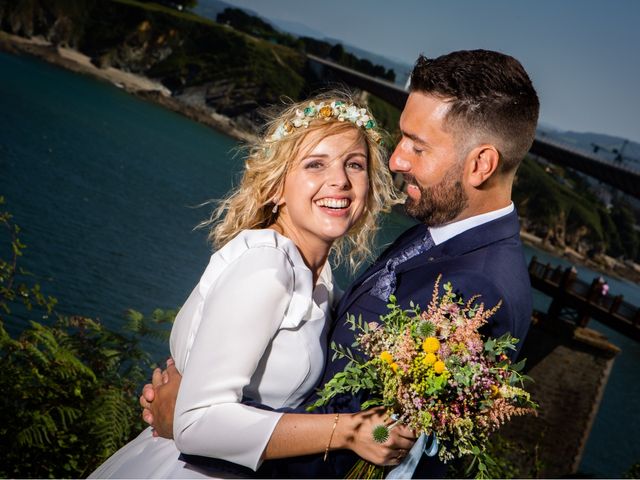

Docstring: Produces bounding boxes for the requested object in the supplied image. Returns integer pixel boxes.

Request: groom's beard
[403,163,468,227]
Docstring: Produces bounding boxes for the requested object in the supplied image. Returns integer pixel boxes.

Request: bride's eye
[347,161,366,171]
[304,160,324,169]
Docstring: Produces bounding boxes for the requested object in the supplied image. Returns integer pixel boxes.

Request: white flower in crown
[344,105,361,123]
[271,123,288,141]
[292,109,305,127]
[356,111,371,127]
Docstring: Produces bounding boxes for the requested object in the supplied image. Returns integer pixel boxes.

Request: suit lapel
[336,210,521,321]
[395,209,522,276]
[335,223,430,320]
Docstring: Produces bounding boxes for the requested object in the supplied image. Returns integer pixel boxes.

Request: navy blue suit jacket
[261,209,532,478]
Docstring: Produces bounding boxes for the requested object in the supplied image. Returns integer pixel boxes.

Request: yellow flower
[422,352,437,366]
[433,360,446,375]
[390,362,399,373]
[380,351,393,364]
[422,337,440,354]
[491,385,500,398]
[319,105,333,118]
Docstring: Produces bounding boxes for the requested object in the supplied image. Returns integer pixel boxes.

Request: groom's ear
[466,145,500,188]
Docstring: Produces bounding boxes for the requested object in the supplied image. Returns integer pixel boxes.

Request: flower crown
[268,100,383,144]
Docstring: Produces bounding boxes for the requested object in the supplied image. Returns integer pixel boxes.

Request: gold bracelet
[323,413,340,461]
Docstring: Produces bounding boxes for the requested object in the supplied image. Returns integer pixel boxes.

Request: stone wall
[498,314,620,477]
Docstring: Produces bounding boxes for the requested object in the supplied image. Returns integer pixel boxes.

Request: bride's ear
[269,182,286,206]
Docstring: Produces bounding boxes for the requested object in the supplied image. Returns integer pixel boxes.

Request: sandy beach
[520,229,640,283]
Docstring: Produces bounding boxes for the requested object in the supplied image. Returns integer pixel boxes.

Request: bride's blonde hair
[202,91,403,272]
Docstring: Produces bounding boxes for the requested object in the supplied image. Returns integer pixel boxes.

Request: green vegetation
[366,93,401,137]
[610,201,639,260]
[0,197,175,478]
[84,0,307,100]
[319,41,396,82]
[514,157,639,261]
[114,0,215,25]
[216,7,302,49]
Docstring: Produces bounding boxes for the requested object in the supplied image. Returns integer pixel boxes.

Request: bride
[89,92,415,478]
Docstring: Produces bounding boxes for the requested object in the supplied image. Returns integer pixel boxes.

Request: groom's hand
[139,358,182,439]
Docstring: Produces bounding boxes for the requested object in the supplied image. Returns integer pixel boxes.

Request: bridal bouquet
[308,276,537,478]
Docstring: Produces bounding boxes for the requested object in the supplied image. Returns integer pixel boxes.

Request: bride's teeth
[316,198,349,208]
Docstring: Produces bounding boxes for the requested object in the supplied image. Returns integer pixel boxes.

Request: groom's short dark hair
[410,50,539,173]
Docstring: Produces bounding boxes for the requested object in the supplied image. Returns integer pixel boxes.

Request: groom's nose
[389,144,411,173]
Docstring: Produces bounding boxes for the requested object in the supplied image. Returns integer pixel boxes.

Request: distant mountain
[191,0,260,23]
[536,121,564,134]
[267,18,326,40]
[191,1,412,86]
[537,125,640,169]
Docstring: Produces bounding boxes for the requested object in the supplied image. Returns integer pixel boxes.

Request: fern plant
[0,196,176,478]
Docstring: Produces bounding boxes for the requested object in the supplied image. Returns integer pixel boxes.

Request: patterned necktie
[370,230,435,301]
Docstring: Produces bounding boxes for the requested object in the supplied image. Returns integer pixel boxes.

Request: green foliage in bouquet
[0,197,176,478]
[309,275,537,479]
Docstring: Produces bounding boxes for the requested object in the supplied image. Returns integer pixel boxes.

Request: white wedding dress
[89,229,337,478]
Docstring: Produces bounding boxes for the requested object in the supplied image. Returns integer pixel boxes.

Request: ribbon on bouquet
[386,432,438,479]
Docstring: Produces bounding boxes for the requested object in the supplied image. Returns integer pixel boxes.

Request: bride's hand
[338,407,417,466]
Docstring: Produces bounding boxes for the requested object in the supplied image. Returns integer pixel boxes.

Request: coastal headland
[0,32,258,144]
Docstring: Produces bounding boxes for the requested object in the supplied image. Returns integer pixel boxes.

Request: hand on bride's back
[341,407,417,466]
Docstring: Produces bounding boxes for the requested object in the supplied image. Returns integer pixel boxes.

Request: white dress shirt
[429,202,514,245]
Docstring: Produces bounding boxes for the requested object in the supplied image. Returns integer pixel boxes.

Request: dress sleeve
[173,245,295,471]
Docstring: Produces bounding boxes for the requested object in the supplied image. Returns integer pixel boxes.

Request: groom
[143,49,539,477]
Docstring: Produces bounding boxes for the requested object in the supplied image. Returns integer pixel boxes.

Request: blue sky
[220,0,640,144]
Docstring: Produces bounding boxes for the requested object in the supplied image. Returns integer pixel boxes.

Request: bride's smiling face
[277,127,369,245]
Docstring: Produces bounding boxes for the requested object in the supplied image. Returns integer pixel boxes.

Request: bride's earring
[272,199,280,214]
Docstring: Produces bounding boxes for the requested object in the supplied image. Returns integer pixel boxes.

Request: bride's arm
[148,363,415,466]
[264,409,416,466]
[172,246,293,470]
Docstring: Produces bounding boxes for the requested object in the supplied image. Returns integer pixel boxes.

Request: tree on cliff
[609,200,639,260]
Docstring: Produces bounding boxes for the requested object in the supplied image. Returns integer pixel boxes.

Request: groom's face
[389,92,469,226]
